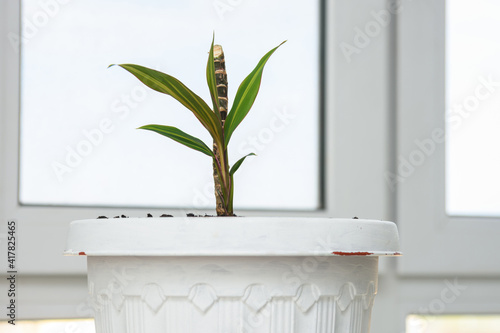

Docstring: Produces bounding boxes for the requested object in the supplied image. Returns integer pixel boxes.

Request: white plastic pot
[65,217,400,333]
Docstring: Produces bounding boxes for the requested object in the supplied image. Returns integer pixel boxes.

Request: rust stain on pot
[332,251,372,256]
[78,251,86,256]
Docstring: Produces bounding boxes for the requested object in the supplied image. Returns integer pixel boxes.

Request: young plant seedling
[111,36,285,216]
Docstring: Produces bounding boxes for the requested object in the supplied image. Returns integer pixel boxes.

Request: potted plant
[65,36,400,333]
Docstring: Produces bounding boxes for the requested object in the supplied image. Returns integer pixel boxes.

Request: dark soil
[95,213,228,219]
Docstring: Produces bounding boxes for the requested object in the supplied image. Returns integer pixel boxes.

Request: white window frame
[397,0,500,276]
[0,0,394,320]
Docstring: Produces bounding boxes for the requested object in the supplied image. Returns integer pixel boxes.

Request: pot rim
[64,217,401,257]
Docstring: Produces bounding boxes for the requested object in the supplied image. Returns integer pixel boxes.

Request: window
[397,0,500,275]
[18,0,324,211]
[407,314,500,333]
[359,1,500,331]
[0,319,95,333]
[445,0,500,217]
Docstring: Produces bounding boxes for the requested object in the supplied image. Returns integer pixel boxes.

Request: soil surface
[96,213,225,219]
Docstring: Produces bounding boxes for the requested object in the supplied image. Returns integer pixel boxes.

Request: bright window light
[446,0,500,217]
[407,314,500,333]
[0,319,95,333]
[19,0,323,210]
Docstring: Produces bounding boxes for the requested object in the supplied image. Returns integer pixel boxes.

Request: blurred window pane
[407,314,500,333]
[0,319,95,333]
[446,0,500,216]
[19,0,323,210]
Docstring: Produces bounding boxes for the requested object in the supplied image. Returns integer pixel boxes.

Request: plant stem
[212,45,233,216]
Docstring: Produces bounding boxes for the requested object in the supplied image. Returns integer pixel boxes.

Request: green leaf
[139,124,214,157]
[224,41,286,146]
[206,34,221,122]
[230,153,256,176]
[112,64,223,144]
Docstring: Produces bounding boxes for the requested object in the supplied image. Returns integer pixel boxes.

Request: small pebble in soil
[113,216,120,218]
[160,214,173,217]
[147,213,153,217]
[121,214,128,218]
[352,216,359,219]
[97,216,108,219]
[186,213,195,217]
